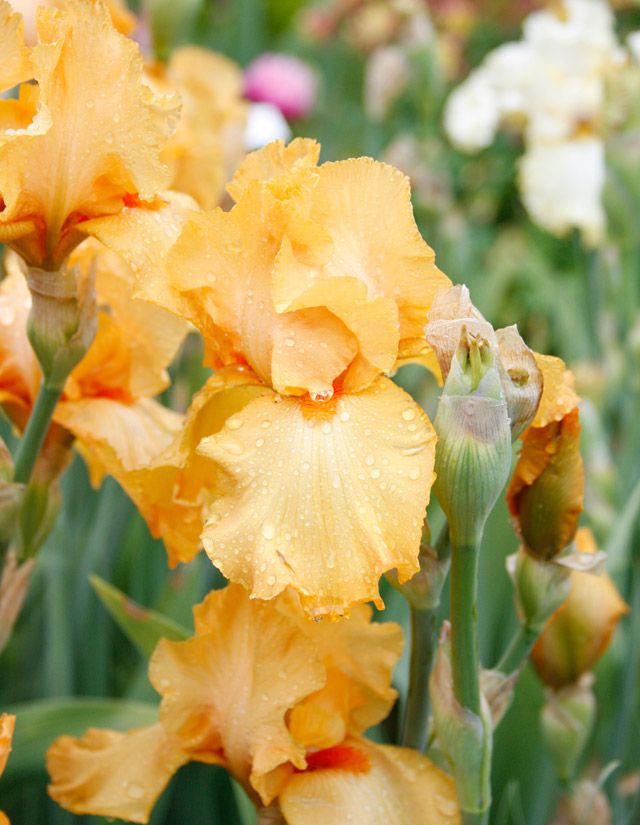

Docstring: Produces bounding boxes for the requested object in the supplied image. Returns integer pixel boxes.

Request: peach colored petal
[278,592,404,735]
[53,397,182,476]
[506,408,583,560]
[70,239,189,398]
[530,354,580,429]
[531,528,630,688]
[279,735,460,825]
[151,47,247,210]
[0,265,40,426]
[0,1,178,267]
[46,723,189,824]
[0,714,15,779]
[199,377,437,616]
[98,367,268,566]
[0,0,32,91]
[151,583,326,803]
[308,158,451,342]
[227,137,320,203]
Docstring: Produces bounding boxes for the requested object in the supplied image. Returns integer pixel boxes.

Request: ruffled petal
[0,0,32,91]
[278,592,403,735]
[46,723,189,824]
[53,397,182,476]
[150,583,325,803]
[279,735,460,825]
[227,137,320,202]
[153,47,247,210]
[96,368,268,566]
[69,239,189,398]
[199,377,437,616]
[0,1,178,267]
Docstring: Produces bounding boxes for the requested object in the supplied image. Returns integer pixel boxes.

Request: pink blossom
[244,53,318,120]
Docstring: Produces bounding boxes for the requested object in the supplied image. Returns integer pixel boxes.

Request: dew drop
[402,407,416,421]
[408,467,420,480]
[365,454,375,466]
[262,522,276,540]
[227,417,244,430]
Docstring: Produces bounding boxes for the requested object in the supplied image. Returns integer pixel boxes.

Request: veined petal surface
[0,0,32,90]
[279,735,459,825]
[0,1,178,267]
[47,724,189,824]
[150,583,325,802]
[199,377,437,616]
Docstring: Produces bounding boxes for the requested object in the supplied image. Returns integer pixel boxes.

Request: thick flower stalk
[443,0,637,243]
[46,583,460,825]
[89,137,451,616]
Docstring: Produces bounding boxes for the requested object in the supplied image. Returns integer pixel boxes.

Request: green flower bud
[145,0,204,60]
[540,677,596,783]
[433,330,511,546]
[507,546,571,632]
[25,261,97,392]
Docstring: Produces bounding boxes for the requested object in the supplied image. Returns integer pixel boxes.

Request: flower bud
[433,329,511,546]
[540,677,596,782]
[17,479,62,560]
[430,621,492,814]
[507,354,583,561]
[145,0,203,59]
[531,529,629,689]
[507,546,571,633]
[25,261,97,392]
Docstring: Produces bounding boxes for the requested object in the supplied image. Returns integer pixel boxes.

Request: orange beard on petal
[298,385,346,421]
[304,744,371,774]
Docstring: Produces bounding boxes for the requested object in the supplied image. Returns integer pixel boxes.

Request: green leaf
[231,778,256,825]
[90,573,190,658]
[4,697,158,777]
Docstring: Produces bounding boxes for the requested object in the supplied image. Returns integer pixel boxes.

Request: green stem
[450,539,481,715]
[401,606,436,752]
[461,811,488,825]
[13,382,62,485]
[496,624,539,675]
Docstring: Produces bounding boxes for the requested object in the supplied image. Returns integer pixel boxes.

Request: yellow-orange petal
[0,0,32,91]
[0,265,40,428]
[0,714,15,778]
[151,583,326,803]
[530,354,580,429]
[0,1,178,268]
[308,158,451,344]
[46,723,189,824]
[531,528,630,689]
[53,397,182,477]
[199,377,437,617]
[278,592,404,735]
[279,735,460,825]
[227,137,321,203]
[69,239,189,399]
[153,47,247,210]
[506,407,583,560]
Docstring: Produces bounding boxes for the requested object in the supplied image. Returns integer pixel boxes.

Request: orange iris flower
[0,0,177,272]
[88,138,451,616]
[47,583,459,825]
[0,243,187,484]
